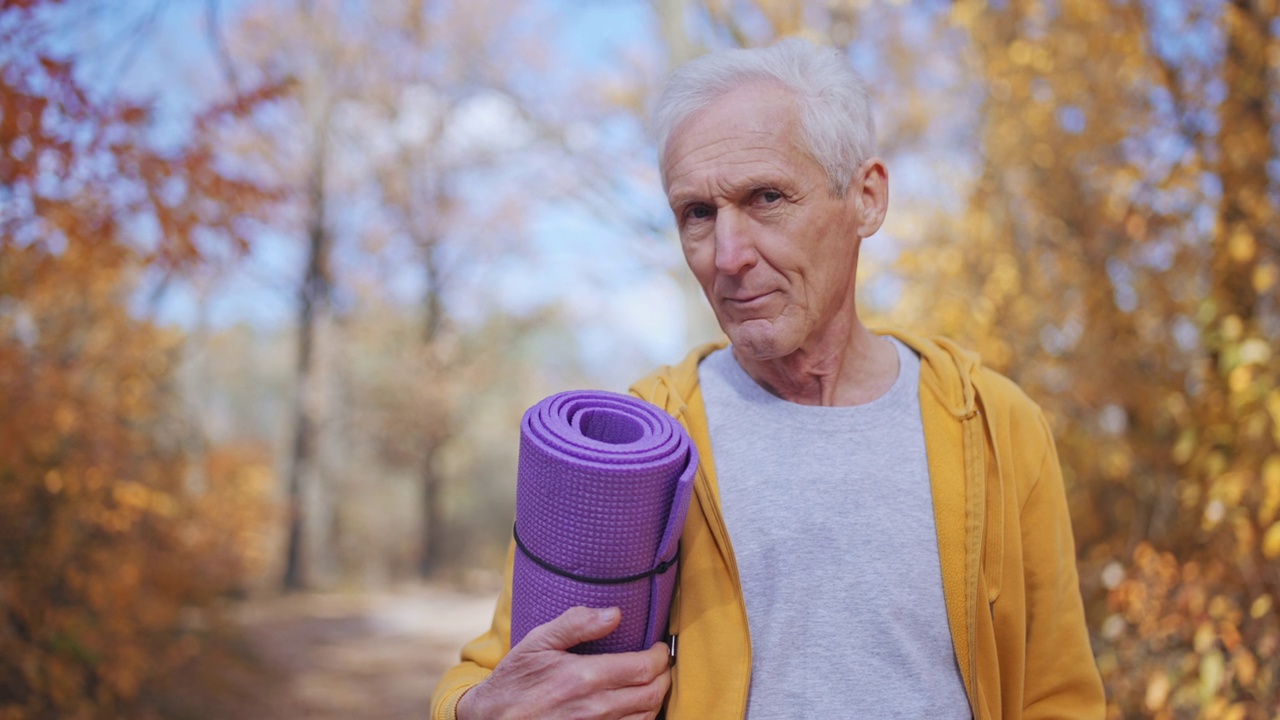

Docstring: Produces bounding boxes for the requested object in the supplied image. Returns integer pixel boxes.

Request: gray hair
[650,38,876,196]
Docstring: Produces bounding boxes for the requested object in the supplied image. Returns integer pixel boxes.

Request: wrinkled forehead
[659,82,803,191]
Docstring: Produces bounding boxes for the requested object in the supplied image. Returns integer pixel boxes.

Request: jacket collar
[643,330,982,414]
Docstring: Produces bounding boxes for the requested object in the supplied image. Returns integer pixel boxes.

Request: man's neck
[731,322,900,407]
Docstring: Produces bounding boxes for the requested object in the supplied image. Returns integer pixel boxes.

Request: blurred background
[1,0,1278,717]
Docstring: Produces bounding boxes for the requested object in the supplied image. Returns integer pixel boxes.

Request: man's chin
[725,322,794,363]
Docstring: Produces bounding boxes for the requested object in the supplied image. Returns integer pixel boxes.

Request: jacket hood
[878,328,983,421]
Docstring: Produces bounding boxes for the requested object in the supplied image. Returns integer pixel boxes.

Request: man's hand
[455,606,671,720]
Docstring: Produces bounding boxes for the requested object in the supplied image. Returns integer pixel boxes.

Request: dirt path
[169,584,499,720]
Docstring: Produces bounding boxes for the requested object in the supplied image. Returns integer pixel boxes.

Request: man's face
[662,83,867,362]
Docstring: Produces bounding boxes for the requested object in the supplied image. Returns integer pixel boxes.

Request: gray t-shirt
[699,337,970,719]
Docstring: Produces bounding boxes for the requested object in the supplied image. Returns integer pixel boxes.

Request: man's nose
[713,209,757,276]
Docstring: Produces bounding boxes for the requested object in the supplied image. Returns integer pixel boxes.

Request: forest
[1,0,1278,717]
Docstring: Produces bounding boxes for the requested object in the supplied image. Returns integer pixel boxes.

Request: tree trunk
[419,443,447,576]
[283,109,332,591]
[418,239,447,577]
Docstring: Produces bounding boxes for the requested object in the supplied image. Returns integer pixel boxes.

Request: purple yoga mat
[511,390,697,654]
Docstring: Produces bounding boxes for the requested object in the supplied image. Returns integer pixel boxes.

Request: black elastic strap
[512,523,678,586]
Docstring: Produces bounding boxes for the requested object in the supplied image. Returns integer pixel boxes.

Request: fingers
[643,641,671,676]
[637,642,673,683]
[595,641,669,687]
[462,617,671,720]
[606,667,671,719]
[522,606,622,652]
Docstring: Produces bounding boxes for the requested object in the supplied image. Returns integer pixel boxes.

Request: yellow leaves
[974,254,1022,322]
[1059,28,1090,60]
[1261,456,1280,525]
[923,0,1280,714]
[1176,480,1202,512]
[1173,430,1197,465]
[1206,450,1229,479]
[1220,314,1244,342]
[1145,670,1171,711]
[1265,391,1280,434]
[1211,470,1249,507]
[1194,622,1218,655]
[1227,227,1257,263]
[1231,648,1257,688]
[1102,446,1133,480]
[1205,701,1249,720]
[1061,0,1108,24]
[1008,39,1034,67]
[994,117,1026,146]
[1231,516,1256,560]
[1208,593,1233,621]
[1199,650,1225,706]
[1006,39,1055,73]
[120,375,152,418]
[112,480,150,510]
[949,0,983,29]
[1223,363,1254,392]
[1253,262,1279,293]
[1249,595,1272,619]
[1261,522,1280,559]
[937,246,963,276]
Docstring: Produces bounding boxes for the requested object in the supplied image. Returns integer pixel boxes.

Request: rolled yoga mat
[511,390,698,654]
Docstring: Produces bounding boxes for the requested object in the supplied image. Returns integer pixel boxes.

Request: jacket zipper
[669,386,753,720]
[697,463,752,718]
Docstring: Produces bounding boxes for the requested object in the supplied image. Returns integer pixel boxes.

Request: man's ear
[850,158,888,239]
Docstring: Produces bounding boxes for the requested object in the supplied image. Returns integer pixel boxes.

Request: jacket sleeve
[429,541,516,720]
[1019,414,1105,718]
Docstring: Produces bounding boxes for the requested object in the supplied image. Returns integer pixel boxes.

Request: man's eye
[687,206,714,221]
[759,190,783,203]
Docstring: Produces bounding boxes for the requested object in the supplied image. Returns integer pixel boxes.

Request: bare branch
[103,0,169,98]
[205,0,241,94]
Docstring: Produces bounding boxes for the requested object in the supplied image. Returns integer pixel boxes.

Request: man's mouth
[726,291,773,304]
[723,291,777,312]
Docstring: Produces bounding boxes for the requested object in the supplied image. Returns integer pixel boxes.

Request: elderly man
[431,39,1104,719]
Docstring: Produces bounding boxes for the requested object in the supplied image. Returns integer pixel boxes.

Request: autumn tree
[0,0,277,714]
[886,0,1280,715]
[221,0,638,584]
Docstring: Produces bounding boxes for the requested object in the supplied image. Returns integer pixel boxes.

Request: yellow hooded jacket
[430,331,1106,719]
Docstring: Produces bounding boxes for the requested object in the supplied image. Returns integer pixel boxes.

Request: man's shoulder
[973,365,1046,426]
[884,327,1050,437]
[627,340,726,407]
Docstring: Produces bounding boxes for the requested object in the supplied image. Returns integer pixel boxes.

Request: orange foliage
[0,242,275,718]
[1100,544,1279,719]
[0,2,279,716]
